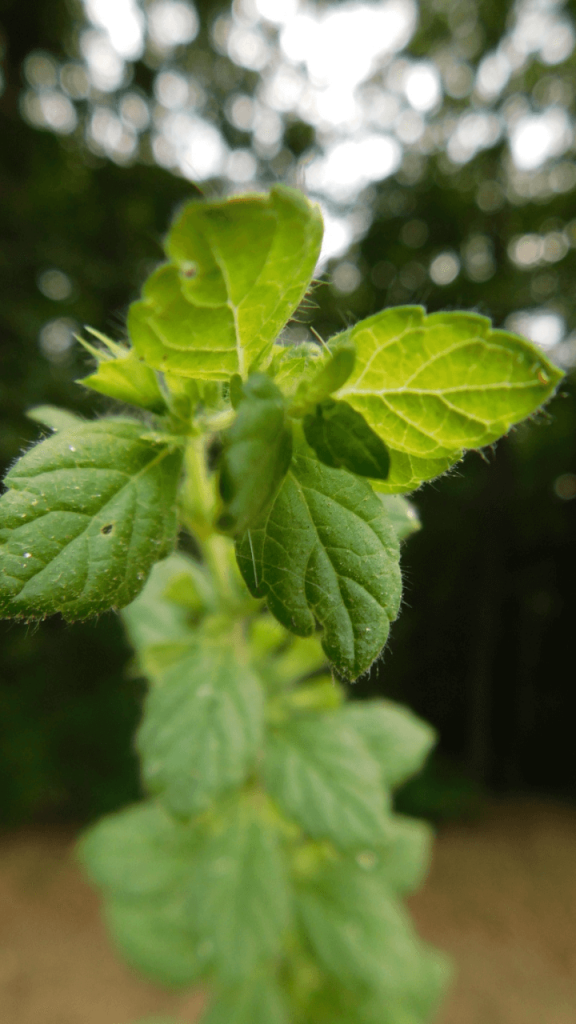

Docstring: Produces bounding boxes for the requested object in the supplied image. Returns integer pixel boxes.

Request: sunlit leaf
[129,186,322,380]
[335,306,563,491]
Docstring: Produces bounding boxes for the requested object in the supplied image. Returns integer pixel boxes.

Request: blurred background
[1,0,575,827]
[2,2,576,1021]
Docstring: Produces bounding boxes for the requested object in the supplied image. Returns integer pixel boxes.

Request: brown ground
[1,798,575,1024]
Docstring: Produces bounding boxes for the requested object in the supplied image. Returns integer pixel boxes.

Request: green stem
[180,435,236,602]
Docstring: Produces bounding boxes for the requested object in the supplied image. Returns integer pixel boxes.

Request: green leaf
[201,974,289,1024]
[77,801,202,901]
[236,436,402,680]
[378,495,420,542]
[185,803,290,980]
[129,186,323,380]
[137,644,264,815]
[363,815,433,896]
[121,553,210,653]
[26,405,83,432]
[336,306,563,490]
[291,341,356,412]
[339,700,436,788]
[0,419,182,620]
[78,801,212,988]
[265,713,390,847]
[217,374,293,535]
[303,400,390,480]
[296,863,448,1002]
[79,346,167,413]
[105,896,211,988]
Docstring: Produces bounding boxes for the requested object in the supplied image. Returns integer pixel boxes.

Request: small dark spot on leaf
[101,523,114,535]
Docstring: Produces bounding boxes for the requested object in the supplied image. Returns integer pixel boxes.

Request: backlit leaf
[335,306,563,490]
[128,186,322,380]
[236,436,402,680]
[79,347,167,413]
[0,419,182,620]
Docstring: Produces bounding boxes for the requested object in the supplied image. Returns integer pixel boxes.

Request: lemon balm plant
[0,187,563,1023]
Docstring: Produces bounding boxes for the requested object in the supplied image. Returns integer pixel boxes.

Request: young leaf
[264,713,390,847]
[217,374,293,535]
[79,346,167,413]
[338,700,436,788]
[335,306,563,489]
[137,644,264,816]
[378,495,420,542]
[201,974,289,1024]
[26,405,83,432]
[236,437,402,680]
[291,341,356,412]
[185,804,291,980]
[77,801,202,901]
[105,896,212,988]
[303,400,390,480]
[0,420,182,620]
[129,186,323,380]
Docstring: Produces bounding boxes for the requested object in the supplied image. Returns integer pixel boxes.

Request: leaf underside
[236,441,402,681]
[0,419,182,620]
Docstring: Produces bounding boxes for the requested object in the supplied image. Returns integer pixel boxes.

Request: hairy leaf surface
[264,713,390,847]
[339,700,436,788]
[218,374,293,535]
[185,805,290,980]
[0,420,182,619]
[129,186,322,380]
[236,439,402,680]
[138,645,264,815]
[335,307,563,490]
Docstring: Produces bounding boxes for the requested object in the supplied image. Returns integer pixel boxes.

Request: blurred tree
[0,0,575,823]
